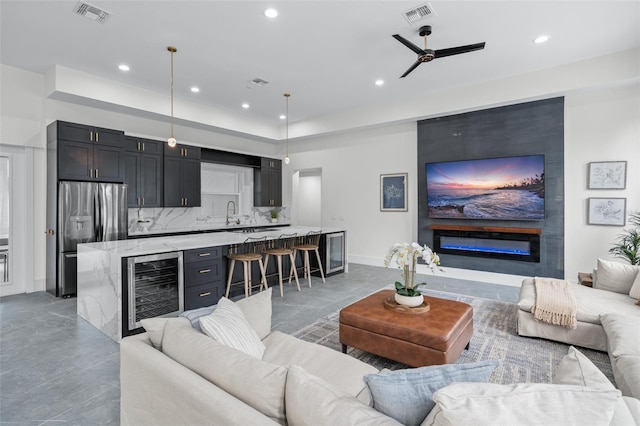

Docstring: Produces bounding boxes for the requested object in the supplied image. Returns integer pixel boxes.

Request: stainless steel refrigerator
[49,181,127,297]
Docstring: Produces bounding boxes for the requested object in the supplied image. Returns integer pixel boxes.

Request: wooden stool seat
[264,234,300,297]
[225,237,268,299]
[290,231,325,288]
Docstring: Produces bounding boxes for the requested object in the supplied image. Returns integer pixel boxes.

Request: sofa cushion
[199,296,265,359]
[421,382,620,426]
[285,365,402,426]
[363,360,499,426]
[262,331,378,398]
[612,356,640,400]
[552,346,614,389]
[600,313,640,357]
[162,319,287,424]
[234,287,272,339]
[140,316,191,351]
[594,259,640,294]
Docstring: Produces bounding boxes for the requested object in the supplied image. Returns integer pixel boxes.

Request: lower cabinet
[183,246,224,310]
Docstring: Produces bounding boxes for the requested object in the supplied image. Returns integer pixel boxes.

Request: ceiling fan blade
[434,42,485,59]
[392,34,425,55]
[400,60,422,78]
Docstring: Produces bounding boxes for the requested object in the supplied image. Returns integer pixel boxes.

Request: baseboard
[348,255,526,287]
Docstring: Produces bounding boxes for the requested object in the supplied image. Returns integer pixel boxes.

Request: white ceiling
[1,1,639,139]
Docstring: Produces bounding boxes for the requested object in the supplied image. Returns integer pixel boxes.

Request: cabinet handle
[141,142,145,151]
[90,131,93,142]
[95,169,99,178]
[141,197,144,206]
[96,132,99,142]
[199,292,211,297]
[199,269,211,274]
[198,252,211,257]
[89,169,93,178]
[137,142,140,151]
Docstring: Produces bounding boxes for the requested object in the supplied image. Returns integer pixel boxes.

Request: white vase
[394,293,424,308]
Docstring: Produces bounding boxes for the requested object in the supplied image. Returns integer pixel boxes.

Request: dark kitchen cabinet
[55,121,125,182]
[254,157,282,207]
[183,246,224,310]
[123,137,163,208]
[163,144,201,207]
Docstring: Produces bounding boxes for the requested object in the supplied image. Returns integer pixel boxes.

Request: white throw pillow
[552,346,614,389]
[199,297,265,359]
[140,317,191,351]
[235,287,273,339]
[423,382,620,426]
[285,365,402,426]
[628,270,640,299]
[594,258,640,294]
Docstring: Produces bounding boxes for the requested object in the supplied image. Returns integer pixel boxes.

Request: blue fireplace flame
[440,243,531,256]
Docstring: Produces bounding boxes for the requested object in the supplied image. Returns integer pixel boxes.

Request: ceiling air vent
[73,1,111,24]
[402,3,436,25]
[250,78,270,87]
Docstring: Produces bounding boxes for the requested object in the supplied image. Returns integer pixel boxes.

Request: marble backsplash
[128,206,291,235]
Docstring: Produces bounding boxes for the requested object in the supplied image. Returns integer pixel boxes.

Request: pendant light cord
[284,93,290,163]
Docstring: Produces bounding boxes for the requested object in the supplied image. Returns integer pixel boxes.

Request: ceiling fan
[392,25,485,78]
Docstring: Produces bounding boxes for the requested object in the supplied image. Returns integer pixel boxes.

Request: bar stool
[289,230,325,288]
[264,234,301,297]
[225,236,269,299]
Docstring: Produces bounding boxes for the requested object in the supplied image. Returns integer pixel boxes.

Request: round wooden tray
[383,296,431,314]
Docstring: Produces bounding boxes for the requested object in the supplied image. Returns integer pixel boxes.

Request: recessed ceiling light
[279,115,286,120]
[264,8,278,18]
[534,35,549,44]
[242,103,250,109]
[190,86,200,93]
[118,64,130,71]
[375,79,384,86]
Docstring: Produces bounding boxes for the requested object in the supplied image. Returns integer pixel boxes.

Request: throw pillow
[162,320,287,423]
[552,346,614,389]
[594,258,640,294]
[423,382,620,426]
[140,316,191,351]
[235,287,273,339]
[285,365,402,426]
[199,297,266,359]
[629,270,640,299]
[363,360,499,426]
[180,304,216,332]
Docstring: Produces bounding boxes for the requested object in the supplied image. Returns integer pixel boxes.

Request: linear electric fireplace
[432,226,540,263]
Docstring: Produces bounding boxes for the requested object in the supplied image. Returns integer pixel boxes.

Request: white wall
[295,170,322,227]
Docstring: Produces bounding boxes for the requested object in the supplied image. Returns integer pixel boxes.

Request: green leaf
[394,281,405,292]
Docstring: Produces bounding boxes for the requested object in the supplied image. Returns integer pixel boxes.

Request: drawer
[184,246,222,263]
[184,282,224,311]
[184,260,223,287]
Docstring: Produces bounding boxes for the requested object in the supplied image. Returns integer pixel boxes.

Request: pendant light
[167,46,177,147]
[284,93,290,164]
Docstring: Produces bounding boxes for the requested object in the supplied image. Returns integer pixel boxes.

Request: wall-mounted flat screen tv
[426,155,545,220]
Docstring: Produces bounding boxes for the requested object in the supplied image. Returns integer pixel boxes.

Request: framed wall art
[587,161,627,189]
[587,197,626,226]
[380,173,407,212]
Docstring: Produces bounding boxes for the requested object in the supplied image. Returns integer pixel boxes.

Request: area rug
[291,289,615,385]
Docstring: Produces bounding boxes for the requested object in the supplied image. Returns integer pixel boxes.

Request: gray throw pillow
[363,360,499,426]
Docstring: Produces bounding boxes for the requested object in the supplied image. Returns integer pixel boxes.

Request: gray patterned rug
[291,290,614,385]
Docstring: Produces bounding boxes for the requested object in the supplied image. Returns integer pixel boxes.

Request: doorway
[292,168,322,227]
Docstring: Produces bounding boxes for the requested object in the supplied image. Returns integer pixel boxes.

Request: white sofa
[121,287,640,425]
[517,260,640,401]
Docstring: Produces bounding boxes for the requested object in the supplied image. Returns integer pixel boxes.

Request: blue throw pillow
[180,304,217,332]
[363,360,499,426]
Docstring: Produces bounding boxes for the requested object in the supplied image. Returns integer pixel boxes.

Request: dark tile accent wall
[417,98,565,278]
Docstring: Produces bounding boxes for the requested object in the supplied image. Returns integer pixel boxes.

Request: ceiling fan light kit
[392,25,485,78]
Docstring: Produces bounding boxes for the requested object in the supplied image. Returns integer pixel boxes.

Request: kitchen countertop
[79,226,346,258]
[128,220,293,237]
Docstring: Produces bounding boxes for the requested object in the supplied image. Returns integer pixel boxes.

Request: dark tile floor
[0,263,519,425]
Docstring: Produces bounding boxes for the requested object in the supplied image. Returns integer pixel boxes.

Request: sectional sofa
[121,285,640,425]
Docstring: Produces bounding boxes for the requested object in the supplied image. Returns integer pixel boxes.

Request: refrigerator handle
[95,186,103,242]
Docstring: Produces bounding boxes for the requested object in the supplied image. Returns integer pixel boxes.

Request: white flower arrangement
[384,242,441,296]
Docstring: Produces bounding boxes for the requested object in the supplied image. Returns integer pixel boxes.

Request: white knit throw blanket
[532,277,577,329]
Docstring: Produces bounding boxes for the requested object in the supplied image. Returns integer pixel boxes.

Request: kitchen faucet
[226,201,236,225]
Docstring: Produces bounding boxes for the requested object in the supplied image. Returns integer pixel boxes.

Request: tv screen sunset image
[426,155,545,220]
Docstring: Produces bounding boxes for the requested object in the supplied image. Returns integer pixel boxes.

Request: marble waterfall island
[76,227,345,341]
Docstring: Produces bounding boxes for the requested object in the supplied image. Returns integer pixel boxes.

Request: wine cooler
[126,252,184,333]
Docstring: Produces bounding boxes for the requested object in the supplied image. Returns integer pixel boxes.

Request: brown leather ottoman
[339,289,473,367]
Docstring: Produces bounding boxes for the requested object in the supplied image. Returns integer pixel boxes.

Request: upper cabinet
[123,137,163,208]
[163,143,201,207]
[254,157,282,207]
[53,121,125,183]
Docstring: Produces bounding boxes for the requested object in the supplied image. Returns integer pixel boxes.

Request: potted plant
[384,242,442,307]
[609,211,640,265]
[270,209,278,223]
